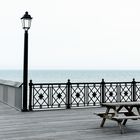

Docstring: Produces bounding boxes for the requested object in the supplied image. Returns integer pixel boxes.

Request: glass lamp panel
[22,19,32,30]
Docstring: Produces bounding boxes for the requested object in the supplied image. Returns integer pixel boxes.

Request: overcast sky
[1,0,140,70]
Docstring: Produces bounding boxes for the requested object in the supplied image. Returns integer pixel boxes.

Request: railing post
[66,79,71,109]
[29,80,33,111]
[132,78,136,101]
[101,79,105,104]
[117,84,121,102]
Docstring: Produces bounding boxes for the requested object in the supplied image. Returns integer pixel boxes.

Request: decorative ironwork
[29,79,140,111]
[31,84,67,109]
[76,93,80,98]
[136,83,140,101]
[51,84,66,108]
[87,83,101,106]
[120,83,132,102]
[92,92,96,97]
[71,84,85,107]
[57,93,62,99]
[39,94,44,100]
[104,83,117,103]
[32,85,49,109]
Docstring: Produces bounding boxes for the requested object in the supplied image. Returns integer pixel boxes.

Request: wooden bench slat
[112,115,140,120]
[94,111,129,115]
[94,113,114,119]
[94,112,140,121]
[94,111,131,118]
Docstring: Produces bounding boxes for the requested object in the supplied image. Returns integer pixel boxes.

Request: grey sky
[0,0,140,70]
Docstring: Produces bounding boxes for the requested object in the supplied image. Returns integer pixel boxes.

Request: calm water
[0,70,140,83]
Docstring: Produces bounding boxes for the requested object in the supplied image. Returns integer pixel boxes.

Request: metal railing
[29,79,140,111]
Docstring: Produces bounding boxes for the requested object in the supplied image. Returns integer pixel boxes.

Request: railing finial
[68,79,71,83]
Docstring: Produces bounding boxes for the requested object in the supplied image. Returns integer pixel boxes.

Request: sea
[0,70,140,83]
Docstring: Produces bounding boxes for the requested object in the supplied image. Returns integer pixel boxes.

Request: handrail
[0,79,22,88]
[29,79,140,111]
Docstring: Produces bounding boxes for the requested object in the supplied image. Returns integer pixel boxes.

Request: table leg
[123,106,133,125]
[122,119,127,126]
[136,107,140,115]
[117,106,123,112]
[100,107,110,127]
[118,120,124,134]
[125,106,133,112]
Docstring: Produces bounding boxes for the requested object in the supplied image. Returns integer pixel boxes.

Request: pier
[1,102,140,139]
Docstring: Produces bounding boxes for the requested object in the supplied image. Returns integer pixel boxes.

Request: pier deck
[0,102,140,140]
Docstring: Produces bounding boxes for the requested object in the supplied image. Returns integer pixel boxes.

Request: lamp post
[21,11,32,111]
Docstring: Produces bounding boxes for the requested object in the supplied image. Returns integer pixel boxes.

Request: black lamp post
[21,11,32,111]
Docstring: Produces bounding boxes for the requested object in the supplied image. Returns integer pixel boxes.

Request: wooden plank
[94,111,128,116]
[112,115,140,120]
[0,102,140,139]
[101,101,140,107]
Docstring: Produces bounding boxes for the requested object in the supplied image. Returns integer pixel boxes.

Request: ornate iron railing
[29,79,140,111]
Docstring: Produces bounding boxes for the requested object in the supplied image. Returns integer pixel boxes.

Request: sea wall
[0,79,22,111]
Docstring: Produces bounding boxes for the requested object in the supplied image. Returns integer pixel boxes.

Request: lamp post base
[21,108,29,112]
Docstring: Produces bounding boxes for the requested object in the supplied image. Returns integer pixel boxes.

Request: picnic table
[95,101,140,133]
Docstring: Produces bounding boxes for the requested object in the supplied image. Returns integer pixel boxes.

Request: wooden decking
[0,103,140,140]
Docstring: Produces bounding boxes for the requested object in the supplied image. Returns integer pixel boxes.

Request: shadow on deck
[0,102,140,140]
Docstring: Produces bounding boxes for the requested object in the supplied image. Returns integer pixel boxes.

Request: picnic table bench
[94,101,140,134]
